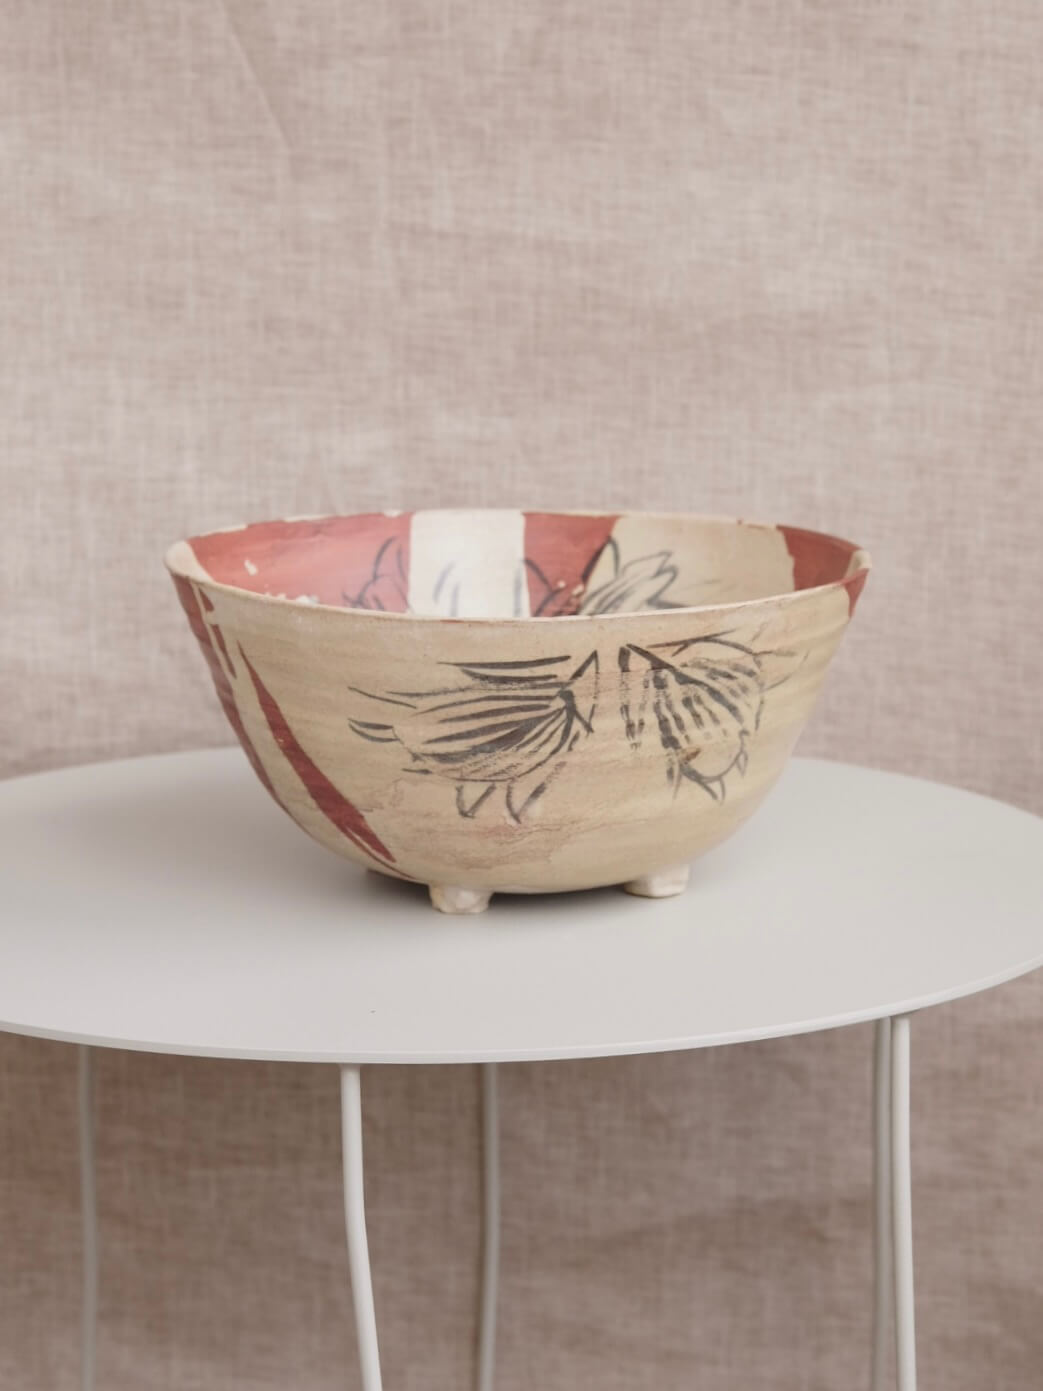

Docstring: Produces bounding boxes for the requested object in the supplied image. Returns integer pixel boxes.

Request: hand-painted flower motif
[348,653,599,822]
[525,536,680,617]
[345,537,410,612]
[618,632,792,801]
[577,539,680,615]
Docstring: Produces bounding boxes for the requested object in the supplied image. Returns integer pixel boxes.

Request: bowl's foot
[621,863,691,899]
[429,884,493,915]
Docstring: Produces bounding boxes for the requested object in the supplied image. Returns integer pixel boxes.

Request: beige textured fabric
[2,2,1041,1387]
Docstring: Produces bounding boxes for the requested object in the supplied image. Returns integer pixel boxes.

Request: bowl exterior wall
[172,577,854,892]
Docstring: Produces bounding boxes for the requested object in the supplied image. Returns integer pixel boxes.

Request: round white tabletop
[1,750,1040,1064]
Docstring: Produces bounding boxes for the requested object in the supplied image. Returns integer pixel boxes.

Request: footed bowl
[166,510,869,913]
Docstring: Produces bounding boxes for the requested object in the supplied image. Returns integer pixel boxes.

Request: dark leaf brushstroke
[578,539,681,615]
[618,632,781,801]
[522,512,619,616]
[348,652,599,822]
[345,535,411,612]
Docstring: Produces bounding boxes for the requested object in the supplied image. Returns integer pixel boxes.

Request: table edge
[3,950,1040,1065]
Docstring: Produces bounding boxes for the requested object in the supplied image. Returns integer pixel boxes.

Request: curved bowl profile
[166,510,869,913]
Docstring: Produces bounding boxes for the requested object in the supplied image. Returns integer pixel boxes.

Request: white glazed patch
[408,509,529,618]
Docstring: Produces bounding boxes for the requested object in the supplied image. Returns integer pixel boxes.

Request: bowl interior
[171,510,864,618]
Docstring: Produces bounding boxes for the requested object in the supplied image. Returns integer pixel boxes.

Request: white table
[2,751,1042,1391]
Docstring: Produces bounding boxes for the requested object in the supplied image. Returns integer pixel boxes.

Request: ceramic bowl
[166,510,869,913]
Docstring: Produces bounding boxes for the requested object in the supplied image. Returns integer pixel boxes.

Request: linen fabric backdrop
[3,2,1042,1388]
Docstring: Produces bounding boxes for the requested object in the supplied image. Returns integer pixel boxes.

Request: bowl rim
[164,507,871,625]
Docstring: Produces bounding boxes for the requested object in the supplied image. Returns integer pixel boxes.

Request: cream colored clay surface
[189,578,852,897]
[597,513,795,607]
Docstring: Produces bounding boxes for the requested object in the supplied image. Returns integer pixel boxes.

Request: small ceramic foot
[429,885,493,915]
[621,863,691,899]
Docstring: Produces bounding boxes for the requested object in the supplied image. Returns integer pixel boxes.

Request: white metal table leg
[78,1045,97,1391]
[340,1066,383,1391]
[871,1019,892,1390]
[478,1063,500,1391]
[891,1015,917,1391]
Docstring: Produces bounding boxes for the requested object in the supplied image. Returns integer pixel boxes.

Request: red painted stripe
[210,622,237,677]
[522,513,620,616]
[171,576,282,803]
[239,649,399,869]
[188,514,413,610]
[777,524,868,613]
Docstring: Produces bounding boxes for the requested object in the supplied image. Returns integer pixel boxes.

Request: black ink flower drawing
[345,537,409,612]
[347,535,688,618]
[348,653,599,822]
[618,632,799,801]
[527,537,681,617]
[577,538,681,615]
